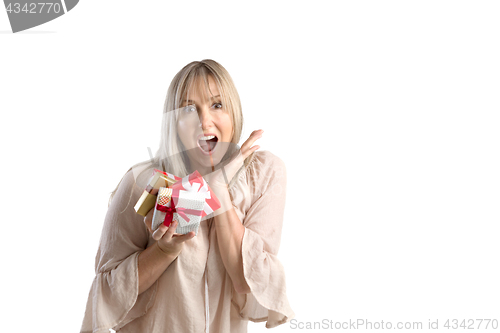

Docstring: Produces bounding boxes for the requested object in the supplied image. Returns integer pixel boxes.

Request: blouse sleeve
[231,151,295,328]
[80,168,158,333]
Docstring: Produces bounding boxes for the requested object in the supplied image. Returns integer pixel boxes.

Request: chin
[186,151,222,171]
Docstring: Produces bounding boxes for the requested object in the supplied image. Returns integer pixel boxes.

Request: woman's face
[177,75,234,171]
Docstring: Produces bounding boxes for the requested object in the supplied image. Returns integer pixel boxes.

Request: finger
[144,209,154,233]
[152,223,168,241]
[249,145,260,152]
[172,231,196,243]
[162,220,178,241]
[249,129,263,136]
[242,139,262,158]
[244,130,263,147]
[241,130,263,155]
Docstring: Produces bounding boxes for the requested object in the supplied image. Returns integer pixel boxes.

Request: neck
[186,158,215,177]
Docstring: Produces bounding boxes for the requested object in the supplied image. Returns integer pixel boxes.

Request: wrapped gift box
[134,169,178,216]
[169,170,222,218]
[152,187,206,235]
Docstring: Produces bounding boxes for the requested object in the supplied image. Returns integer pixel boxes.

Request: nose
[198,107,213,130]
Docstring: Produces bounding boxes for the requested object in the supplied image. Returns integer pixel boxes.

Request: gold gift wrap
[134,171,176,216]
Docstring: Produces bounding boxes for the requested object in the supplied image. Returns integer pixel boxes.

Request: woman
[80,59,294,333]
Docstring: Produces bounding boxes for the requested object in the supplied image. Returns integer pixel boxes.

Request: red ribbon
[155,197,203,227]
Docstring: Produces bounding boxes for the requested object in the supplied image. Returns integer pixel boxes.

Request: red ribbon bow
[155,196,203,227]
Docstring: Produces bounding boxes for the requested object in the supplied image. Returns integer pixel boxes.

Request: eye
[184,105,196,113]
[212,102,222,109]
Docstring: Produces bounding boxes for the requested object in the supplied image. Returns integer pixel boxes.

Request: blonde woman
[80,60,294,333]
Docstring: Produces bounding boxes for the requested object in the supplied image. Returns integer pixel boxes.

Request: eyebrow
[182,95,221,104]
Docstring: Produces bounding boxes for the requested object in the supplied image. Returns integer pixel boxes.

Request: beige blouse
[80,150,294,333]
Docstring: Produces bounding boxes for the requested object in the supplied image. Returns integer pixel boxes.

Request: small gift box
[169,170,222,218]
[152,187,207,235]
[134,169,178,216]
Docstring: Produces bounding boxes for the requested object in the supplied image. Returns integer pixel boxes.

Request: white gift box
[152,187,206,235]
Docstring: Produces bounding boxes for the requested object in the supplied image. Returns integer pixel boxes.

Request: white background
[1,1,499,332]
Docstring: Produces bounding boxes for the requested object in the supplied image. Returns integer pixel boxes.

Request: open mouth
[197,134,219,155]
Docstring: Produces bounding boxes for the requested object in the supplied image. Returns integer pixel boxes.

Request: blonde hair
[109,59,253,207]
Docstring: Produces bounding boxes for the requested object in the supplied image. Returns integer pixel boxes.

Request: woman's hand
[205,129,264,189]
[202,129,263,214]
[240,129,263,159]
[143,208,195,257]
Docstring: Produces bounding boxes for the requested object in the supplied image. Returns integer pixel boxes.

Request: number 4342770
[6,3,62,14]
[444,319,498,330]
